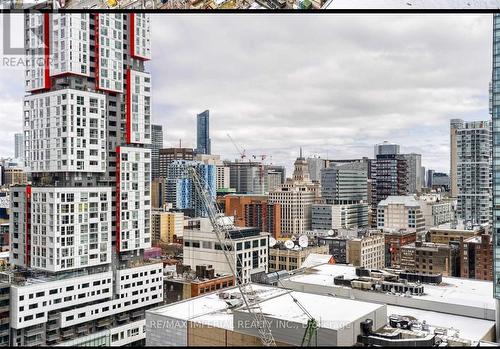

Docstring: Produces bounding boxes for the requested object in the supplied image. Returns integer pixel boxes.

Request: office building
[431,172,451,191]
[311,203,368,230]
[268,244,329,271]
[401,241,452,276]
[428,221,484,245]
[420,166,426,188]
[151,209,184,246]
[151,124,164,180]
[196,110,211,155]
[220,194,281,239]
[182,217,268,284]
[401,153,422,194]
[426,169,435,188]
[384,230,417,268]
[9,13,163,346]
[306,156,326,182]
[376,196,425,236]
[370,149,408,219]
[460,234,493,281]
[195,154,231,191]
[14,133,24,163]
[456,119,492,225]
[269,150,319,236]
[165,160,216,217]
[347,232,385,269]
[418,194,454,230]
[159,147,194,178]
[2,168,27,187]
[224,160,265,194]
[374,141,400,157]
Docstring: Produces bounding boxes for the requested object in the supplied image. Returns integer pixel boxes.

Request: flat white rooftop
[284,264,495,320]
[325,0,500,8]
[147,284,288,331]
[238,290,384,330]
[386,305,495,342]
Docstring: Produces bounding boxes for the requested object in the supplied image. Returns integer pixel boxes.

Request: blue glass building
[196,110,211,155]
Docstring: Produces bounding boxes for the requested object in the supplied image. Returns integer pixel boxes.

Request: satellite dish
[298,235,309,248]
[327,230,334,236]
[284,240,294,250]
[269,237,277,248]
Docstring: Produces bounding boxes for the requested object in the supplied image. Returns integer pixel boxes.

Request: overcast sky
[0,14,493,174]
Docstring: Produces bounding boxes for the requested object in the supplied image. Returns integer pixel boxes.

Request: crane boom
[187,167,276,347]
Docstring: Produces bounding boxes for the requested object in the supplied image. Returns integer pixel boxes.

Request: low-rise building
[384,230,417,268]
[401,241,452,276]
[460,234,493,281]
[163,265,234,304]
[146,283,387,347]
[428,221,485,245]
[377,196,425,237]
[151,209,184,245]
[347,233,385,269]
[418,194,454,229]
[182,217,269,284]
[318,236,350,264]
[220,194,281,239]
[268,244,328,271]
[311,203,368,230]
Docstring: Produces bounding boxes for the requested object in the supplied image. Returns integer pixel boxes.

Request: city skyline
[0,14,493,173]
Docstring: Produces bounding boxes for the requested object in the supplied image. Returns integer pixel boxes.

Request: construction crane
[187,167,276,346]
[227,133,246,160]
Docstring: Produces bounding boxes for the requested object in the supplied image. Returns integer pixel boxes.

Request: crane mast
[187,167,276,347]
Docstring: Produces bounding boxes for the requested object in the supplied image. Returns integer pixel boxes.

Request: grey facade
[491,14,500,317]
[401,153,422,194]
[14,133,23,163]
[456,120,492,225]
[196,110,211,155]
[151,124,164,180]
[321,163,368,204]
[374,141,400,157]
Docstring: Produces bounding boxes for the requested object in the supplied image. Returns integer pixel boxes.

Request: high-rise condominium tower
[491,14,500,339]
[9,13,163,346]
[196,109,211,155]
[151,124,164,180]
[456,120,492,225]
[14,133,24,163]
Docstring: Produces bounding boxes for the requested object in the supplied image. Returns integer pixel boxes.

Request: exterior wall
[130,14,151,60]
[117,146,151,253]
[384,231,416,268]
[401,242,451,276]
[428,228,478,245]
[321,165,367,204]
[348,234,385,269]
[461,235,493,281]
[126,69,151,145]
[23,89,107,173]
[29,187,112,272]
[151,210,183,245]
[95,14,124,93]
[312,203,368,230]
[268,245,329,271]
[377,198,425,235]
[269,184,315,236]
[183,223,268,284]
[456,120,492,225]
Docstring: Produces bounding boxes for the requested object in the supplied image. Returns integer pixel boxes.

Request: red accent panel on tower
[94,13,100,91]
[43,13,51,90]
[25,186,31,267]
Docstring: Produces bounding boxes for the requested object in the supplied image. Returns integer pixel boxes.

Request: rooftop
[284,264,495,316]
[378,195,420,207]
